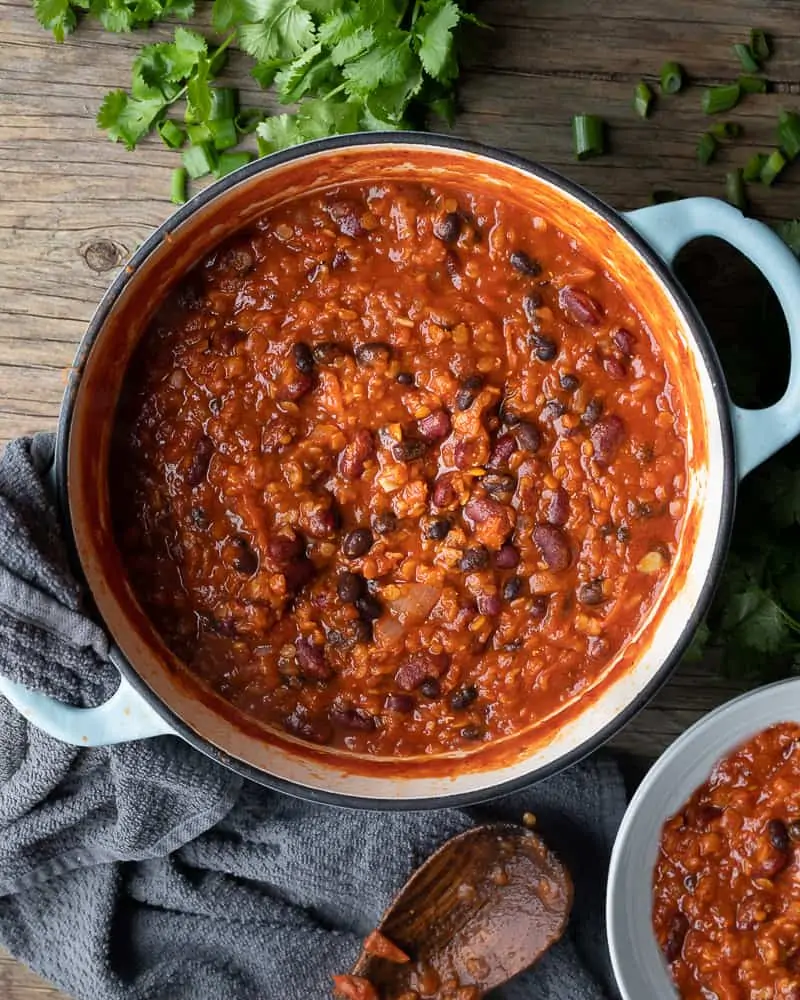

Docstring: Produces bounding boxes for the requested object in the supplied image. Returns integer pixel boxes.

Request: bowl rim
[54,131,737,809]
[606,676,800,997]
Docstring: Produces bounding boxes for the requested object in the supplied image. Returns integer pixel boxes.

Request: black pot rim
[55,131,737,811]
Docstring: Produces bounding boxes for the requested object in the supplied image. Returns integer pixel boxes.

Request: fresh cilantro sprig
[34,0,193,43]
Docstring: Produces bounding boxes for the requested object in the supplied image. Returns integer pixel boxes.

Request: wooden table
[1,0,798,995]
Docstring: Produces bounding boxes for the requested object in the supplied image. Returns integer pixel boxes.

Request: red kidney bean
[306,505,339,538]
[510,250,541,276]
[292,341,314,373]
[283,557,315,592]
[559,286,604,327]
[689,803,723,828]
[532,524,572,572]
[395,652,450,691]
[450,685,478,710]
[187,435,214,486]
[432,473,459,508]
[212,328,246,354]
[355,342,392,366]
[494,544,520,569]
[384,693,415,713]
[613,327,637,355]
[330,706,375,730]
[477,593,502,616]
[577,580,604,606]
[328,201,365,238]
[277,372,313,401]
[343,528,374,558]
[295,637,332,681]
[433,212,461,242]
[340,428,375,479]
[663,912,689,963]
[487,433,517,468]
[284,707,332,745]
[464,496,505,526]
[514,421,541,452]
[453,439,477,469]
[417,410,451,441]
[590,415,625,465]
[603,356,627,380]
[546,487,570,526]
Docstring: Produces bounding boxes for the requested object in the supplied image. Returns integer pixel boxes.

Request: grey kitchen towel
[0,433,627,1000]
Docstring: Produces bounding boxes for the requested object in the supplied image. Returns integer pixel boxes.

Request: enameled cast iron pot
[3,133,800,809]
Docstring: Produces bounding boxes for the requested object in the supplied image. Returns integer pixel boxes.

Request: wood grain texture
[0,1,798,996]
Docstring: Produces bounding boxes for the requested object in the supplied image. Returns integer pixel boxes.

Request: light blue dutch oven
[2,134,800,809]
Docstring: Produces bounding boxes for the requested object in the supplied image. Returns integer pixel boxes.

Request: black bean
[396,371,415,386]
[663,912,688,964]
[343,528,374,558]
[295,637,332,681]
[355,342,392,366]
[523,292,543,321]
[577,580,604,606]
[191,507,209,528]
[208,396,222,416]
[350,619,373,644]
[515,421,541,452]
[460,547,490,571]
[330,706,375,731]
[530,334,558,361]
[337,571,366,604]
[312,341,347,364]
[499,404,521,428]
[456,374,483,411]
[503,576,524,601]
[768,818,790,851]
[372,511,398,535]
[187,435,214,486]
[617,525,631,543]
[356,594,383,621]
[232,539,258,576]
[330,249,349,270]
[581,397,604,426]
[541,399,566,421]
[385,693,415,713]
[433,212,461,243]
[483,472,516,498]
[510,250,541,276]
[420,678,441,699]
[560,373,580,392]
[450,685,478,710]
[426,517,452,541]
[392,440,428,462]
[460,724,484,740]
[292,341,314,373]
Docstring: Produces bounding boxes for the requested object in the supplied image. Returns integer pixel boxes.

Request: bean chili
[111,179,687,756]
[653,723,800,1000]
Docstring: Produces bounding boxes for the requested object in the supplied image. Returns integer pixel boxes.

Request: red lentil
[653,722,800,1000]
[111,179,687,756]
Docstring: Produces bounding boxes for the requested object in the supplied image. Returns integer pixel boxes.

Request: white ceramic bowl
[606,677,800,998]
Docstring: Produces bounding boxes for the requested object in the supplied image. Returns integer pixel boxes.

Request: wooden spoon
[339,822,573,1000]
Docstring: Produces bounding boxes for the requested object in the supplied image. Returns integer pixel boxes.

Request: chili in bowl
[1,133,799,807]
[608,679,800,1000]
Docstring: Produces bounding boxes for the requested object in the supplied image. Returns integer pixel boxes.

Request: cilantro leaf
[415,0,461,82]
[33,0,77,41]
[342,28,417,97]
[274,43,333,103]
[97,89,165,149]
[186,53,213,123]
[776,220,800,257]
[723,585,790,655]
[237,0,317,63]
[682,619,711,663]
[256,112,306,153]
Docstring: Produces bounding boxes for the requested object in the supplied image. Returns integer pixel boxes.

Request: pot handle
[0,670,173,746]
[624,196,800,478]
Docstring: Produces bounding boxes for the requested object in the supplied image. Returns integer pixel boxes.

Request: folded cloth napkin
[0,433,627,1000]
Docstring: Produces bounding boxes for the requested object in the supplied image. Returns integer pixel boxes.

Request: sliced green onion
[660,61,684,95]
[186,123,213,144]
[697,133,718,165]
[751,29,771,63]
[236,109,264,134]
[725,169,747,211]
[733,42,760,73]
[158,119,185,149]
[170,167,187,205]
[572,114,605,159]
[651,189,680,205]
[743,153,767,181]
[761,149,787,186]
[634,81,654,118]
[182,142,217,180]
[209,117,238,151]
[778,111,800,161]
[209,88,236,121]
[739,75,768,94]
[709,121,742,140]
[214,151,254,178]
[702,84,741,115]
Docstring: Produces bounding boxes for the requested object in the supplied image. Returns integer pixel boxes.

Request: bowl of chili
[607,678,800,1000]
[3,133,800,808]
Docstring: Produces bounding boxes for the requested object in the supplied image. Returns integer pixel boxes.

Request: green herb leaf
[415,0,461,82]
[775,220,800,257]
[237,0,317,63]
[342,28,417,97]
[33,0,77,41]
[97,89,166,149]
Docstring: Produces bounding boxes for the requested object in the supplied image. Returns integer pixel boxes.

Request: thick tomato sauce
[654,723,800,1000]
[111,179,687,756]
